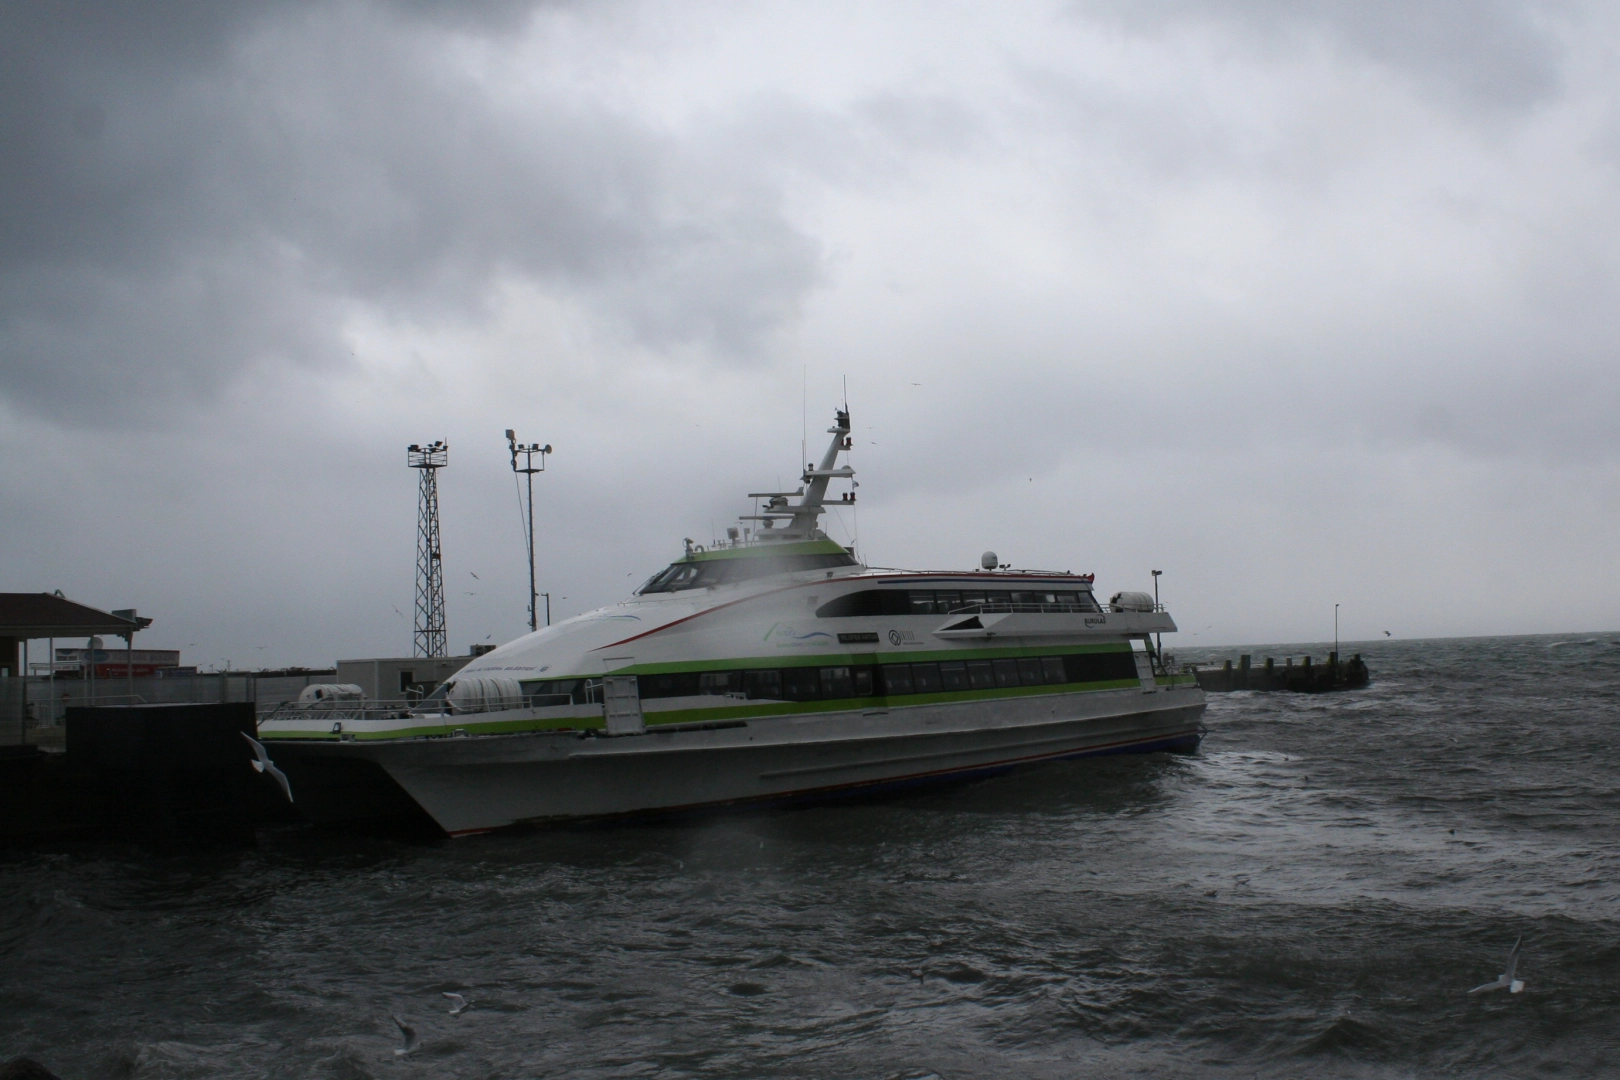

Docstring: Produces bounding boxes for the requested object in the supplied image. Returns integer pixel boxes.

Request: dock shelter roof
[0,593,142,638]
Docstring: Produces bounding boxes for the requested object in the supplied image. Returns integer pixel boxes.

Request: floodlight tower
[506,430,552,632]
[408,440,449,658]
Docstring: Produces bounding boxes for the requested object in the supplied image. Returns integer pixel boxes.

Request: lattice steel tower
[408,440,449,658]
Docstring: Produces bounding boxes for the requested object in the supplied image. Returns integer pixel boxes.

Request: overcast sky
[4,0,1618,669]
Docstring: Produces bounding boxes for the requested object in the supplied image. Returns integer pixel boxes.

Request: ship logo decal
[763,622,834,647]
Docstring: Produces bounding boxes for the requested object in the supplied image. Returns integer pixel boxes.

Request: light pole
[1151,569,1163,661]
[506,430,552,633]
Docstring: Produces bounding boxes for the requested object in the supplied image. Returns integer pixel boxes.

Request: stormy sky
[3,0,1618,669]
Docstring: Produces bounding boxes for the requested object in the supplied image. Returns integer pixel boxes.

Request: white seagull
[443,992,467,1016]
[1468,936,1525,995]
[241,732,293,804]
[392,1014,419,1056]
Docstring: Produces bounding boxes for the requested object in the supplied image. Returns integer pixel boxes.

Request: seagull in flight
[241,732,293,803]
[392,1015,419,1056]
[443,992,468,1015]
[1469,936,1525,995]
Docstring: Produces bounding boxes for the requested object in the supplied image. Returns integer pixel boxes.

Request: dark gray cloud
[4,1,1619,660]
[0,0,821,426]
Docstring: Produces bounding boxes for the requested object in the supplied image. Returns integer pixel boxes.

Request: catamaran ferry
[258,409,1205,835]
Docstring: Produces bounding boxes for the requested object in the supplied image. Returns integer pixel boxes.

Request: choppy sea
[3,634,1618,1079]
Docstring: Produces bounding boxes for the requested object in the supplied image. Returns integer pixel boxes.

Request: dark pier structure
[1194,651,1369,693]
[0,703,301,848]
[0,702,438,850]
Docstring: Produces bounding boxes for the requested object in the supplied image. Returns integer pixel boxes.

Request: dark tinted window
[743,669,782,699]
[615,652,1135,710]
[820,666,854,698]
[815,587,1114,618]
[1062,651,1138,684]
[816,590,911,617]
[992,659,1020,688]
[641,672,701,699]
[782,667,820,701]
[700,671,740,696]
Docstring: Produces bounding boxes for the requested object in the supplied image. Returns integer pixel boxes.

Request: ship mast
[741,409,854,541]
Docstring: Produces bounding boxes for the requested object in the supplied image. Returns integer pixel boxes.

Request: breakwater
[1193,651,1369,692]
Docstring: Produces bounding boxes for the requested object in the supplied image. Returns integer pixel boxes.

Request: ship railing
[258,696,532,723]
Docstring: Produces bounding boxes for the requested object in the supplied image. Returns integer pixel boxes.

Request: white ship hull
[273,682,1203,834]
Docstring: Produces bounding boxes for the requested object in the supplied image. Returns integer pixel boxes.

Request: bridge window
[639,551,859,594]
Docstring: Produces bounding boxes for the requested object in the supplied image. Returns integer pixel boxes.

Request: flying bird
[392,1015,419,1056]
[469,572,479,579]
[1469,937,1525,995]
[1384,630,1392,636]
[443,992,467,1016]
[241,732,293,803]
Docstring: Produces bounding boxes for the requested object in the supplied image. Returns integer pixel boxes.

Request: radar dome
[980,551,998,570]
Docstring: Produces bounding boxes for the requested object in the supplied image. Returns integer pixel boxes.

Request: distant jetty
[1193,652,1369,693]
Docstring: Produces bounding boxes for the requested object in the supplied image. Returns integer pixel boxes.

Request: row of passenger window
[637,651,1139,702]
[815,588,1102,618]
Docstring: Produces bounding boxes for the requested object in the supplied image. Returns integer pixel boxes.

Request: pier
[1193,652,1369,693]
